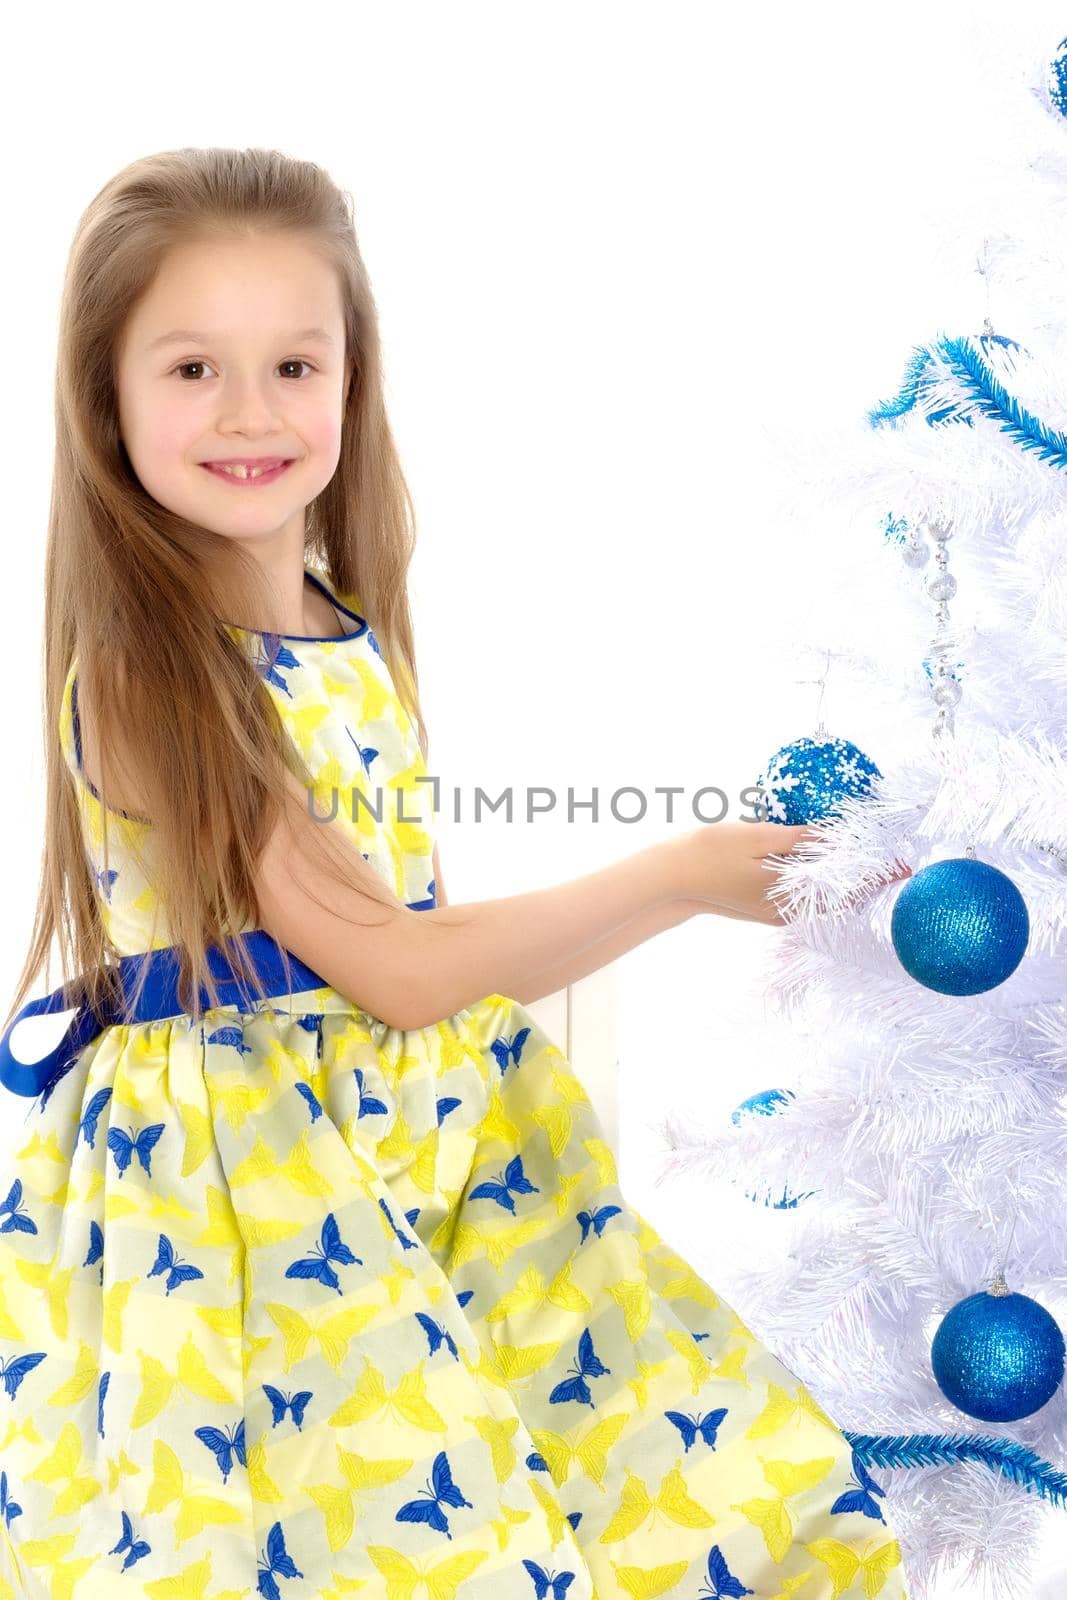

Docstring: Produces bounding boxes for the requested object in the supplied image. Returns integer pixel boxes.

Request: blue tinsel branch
[843,1428,1067,1509]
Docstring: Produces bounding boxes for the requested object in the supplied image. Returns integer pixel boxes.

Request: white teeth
[216,463,270,478]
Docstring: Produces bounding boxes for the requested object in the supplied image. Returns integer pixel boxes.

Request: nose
[215,371,288,435]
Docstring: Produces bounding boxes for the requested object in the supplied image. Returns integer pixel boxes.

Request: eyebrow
[146,326,336,351]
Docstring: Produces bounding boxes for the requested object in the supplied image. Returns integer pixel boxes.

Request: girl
[0,148,909,1599]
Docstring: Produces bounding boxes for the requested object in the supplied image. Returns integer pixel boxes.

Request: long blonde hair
[6,145,443,1038]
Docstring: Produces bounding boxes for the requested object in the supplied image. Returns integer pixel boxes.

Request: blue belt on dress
[0,930,327,1105]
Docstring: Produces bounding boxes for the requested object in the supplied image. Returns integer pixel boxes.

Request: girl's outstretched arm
[255,771,813,1031]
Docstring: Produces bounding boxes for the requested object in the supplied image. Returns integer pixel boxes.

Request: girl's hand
[674,821,913,926]
[677,820,817,925]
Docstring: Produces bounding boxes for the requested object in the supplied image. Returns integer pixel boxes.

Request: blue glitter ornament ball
[756,735,881,826]
[729,1087,817,1209]
[890,857,1029,996]
[1047,37,1067,119]
[931,1275,1065,1423]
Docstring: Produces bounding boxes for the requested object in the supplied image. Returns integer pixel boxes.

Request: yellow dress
[0,566,909,1599]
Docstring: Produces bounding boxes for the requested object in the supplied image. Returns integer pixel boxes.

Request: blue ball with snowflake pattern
[756,735,881,825]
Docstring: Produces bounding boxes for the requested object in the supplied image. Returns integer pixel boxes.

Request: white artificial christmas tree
[653,36,1067,1600]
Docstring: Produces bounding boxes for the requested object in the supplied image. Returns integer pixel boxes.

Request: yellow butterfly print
[3,1531,94,1598]
[377,1257,420,1307]
[0,1283,24,1342]
[659,1266,721,1312]
[245,1431,282,1505]
[610,1277,653,1343]
[450,1215,549,1273]
[484,1260,591,1324]
[458,1335,560,1398]
[212,1076,273,1132]
[662,1327,713,1393]
[1,1414,42,1452]
[144,1439,246,1544]
[608,1559,691,1600]
[626,1357,671,1409]
[768,1571,818,1600]
[285,699,333,762]
[14,1257,74,1340]
[746,1380,838,1440]
[731,1455,837,1563]
[711,1344,753,1387]
[375,1109,440,1193]
[598,1462,715,1543]
[347,657,396,724]
[47,1339,99,1408]
[139,1550,248,1597]
[488,1499,531,1552]
[430,1019,474,1073]
[228,1128,334,1196]
[366,1544,488,1600]
[14,1129,66,1164]
[465,1412,520,1483]
[471,1087,522,1147]
[528,1068,592,1159]
[329,1358,448,1433]
[305,1448,414,1552]
[102,1279,134,1352]
[530,1411,630,1488]
[584,1136,618,1190]
[25,1421,101,1516]
[266,1301,379,1375]
[320,1570,373,1600]
[130,1333,237,1428]
[527,1475,575,1546]
[805,1537,903,1598]
[106,1449,141,1493]
[546,1169,586,1217]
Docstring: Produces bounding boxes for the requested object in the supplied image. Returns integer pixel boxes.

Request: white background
[1,4,1065,1593]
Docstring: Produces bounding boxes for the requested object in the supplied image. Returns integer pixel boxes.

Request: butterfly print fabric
[0,568,908,1597]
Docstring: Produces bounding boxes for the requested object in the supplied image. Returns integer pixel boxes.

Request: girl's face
[115,232,351,552]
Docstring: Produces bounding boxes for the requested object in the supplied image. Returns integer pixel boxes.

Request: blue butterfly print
[1,1471,22,1530]
[294,1081,323,1123]
[830,1449,888,1522]
[345,725,379,772]
[490,1027,531,1075]
[94,865,119,902]
[295,1012,325,1054]
[97,1370,110,1437]
[436,1095,462,1126]
[456,1287,474,1311]
[366,628,383,659]
[664,1407,728,1452]
[107,1122,165,1178]
[206,1024,254,1055]
[522,1560,576,1599]
[108,1510,152,1570]
[147,1234,205,1296]
[76,1086,112,1150]
[378,1195,418,1250]
[1,1352,46,1400]
[263,1384,313,1431]
[257,1520,304,1600]
[85,1219,104,1283]
[468,1154,539,1214]
[548,1328,611,1408]
[526,1449,548,1472]
[696,1544,754,1599]
[395,1450,473,1540]
[415,1312,459,1361]
[576,1204,621,1244]
[355,1067,388,1119]
[0,1180,37,1237]
[284,1212,361,1294]
[196,1419,247,1482]
[254,638,303,698]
